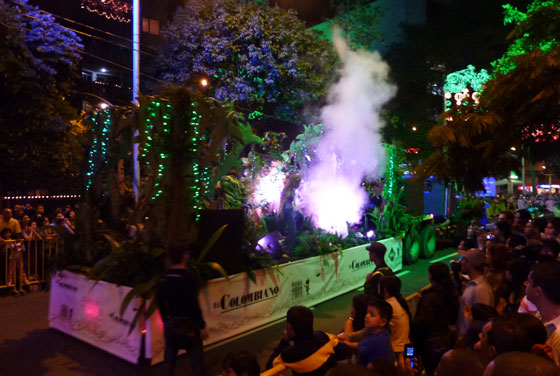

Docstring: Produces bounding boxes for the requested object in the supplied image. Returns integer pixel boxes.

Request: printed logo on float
[214,286,280,312]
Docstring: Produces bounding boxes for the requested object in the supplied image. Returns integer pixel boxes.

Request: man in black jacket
[364,242,394,297]
[157,245,208,376]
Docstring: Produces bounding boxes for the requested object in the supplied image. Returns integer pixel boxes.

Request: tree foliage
[418,0,560,192]
[0,0,84,194]
[330,0,383,50]
[383,0,530,161]
[150,0,337,123]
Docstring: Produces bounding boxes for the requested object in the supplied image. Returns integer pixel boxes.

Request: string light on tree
[85,110,112,190]
[81,0,132,23]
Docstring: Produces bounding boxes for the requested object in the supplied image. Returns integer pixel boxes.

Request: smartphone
[404,344,416,369]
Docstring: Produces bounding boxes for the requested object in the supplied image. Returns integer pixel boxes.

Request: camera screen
[405,346,415,357]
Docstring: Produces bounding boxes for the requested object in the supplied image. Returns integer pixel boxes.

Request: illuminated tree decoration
[85,110,113,191]
[443,65,490,111]
[493,0,560,75]
[81,0,132,23]
[383,144,397,199]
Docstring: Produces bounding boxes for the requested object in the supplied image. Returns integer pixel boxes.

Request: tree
[382,0,531,161]
[150,0,337,123]
[418,0,560,192]
[330,0,383,50]
[0,0,83,195]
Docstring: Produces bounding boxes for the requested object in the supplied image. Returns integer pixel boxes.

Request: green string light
[85,110,112,191]
[385,145,396,199]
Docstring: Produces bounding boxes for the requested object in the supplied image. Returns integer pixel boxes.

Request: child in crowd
[379,276,411,371]
[340,297,394,367]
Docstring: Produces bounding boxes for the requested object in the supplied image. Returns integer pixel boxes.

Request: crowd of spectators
[0,202,76,292]
[213,207,560,376]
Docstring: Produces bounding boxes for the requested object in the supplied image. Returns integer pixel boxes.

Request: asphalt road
[0,248,457,376]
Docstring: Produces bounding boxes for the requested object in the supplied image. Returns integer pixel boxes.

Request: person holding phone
[410,263,459,376]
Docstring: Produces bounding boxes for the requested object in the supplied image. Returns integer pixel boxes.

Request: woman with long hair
[410,262,459,376]
[379,275,410,372]
[485,243,510,306]
[500,258,531,314]
[343,294,369,335]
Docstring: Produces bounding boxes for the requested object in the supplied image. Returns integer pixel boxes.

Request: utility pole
[132,0,140,200]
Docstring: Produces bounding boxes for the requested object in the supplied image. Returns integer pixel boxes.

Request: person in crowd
[267,305,352,376]
[483,351,560,376]
[496,258,531,314]
[0,208,21,236]
[156,245,208,376]
[517,195,529,210]
[34,204,45,223]
[537,239,560,263]
[525,261,560,365]
[12,205,24,221]
[513,209,532,232]
[40,217,56,238]
[459,221,482,250]
[24,203,35,218]
[534,217,549,236]
[410,262,458,376]
[485,243,509,304]
[22,221,42,242]
[434,349,488,376]
[220,350,260,376]
[68,210,77,231]
[545,195,557,214]
[19,214,31,235]
[524,220,542,242]
[477,313,547,360]
[456,249,494,339]
[52,212,74,235]
[22,220,42,281]
[344,294,369,335]
[341,298,394,367]
[494,221,512,244]
[457,303,498,349]
[506,233,527,253]
[1,228,28,291]
[497,211,514,226]
[278,174,301,254]
[544,217,560,240]
[364,242,394,298]
[379,276,410,371]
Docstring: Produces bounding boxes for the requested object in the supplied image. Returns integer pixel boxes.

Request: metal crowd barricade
[0,237,59,293]
[258,283,432,376]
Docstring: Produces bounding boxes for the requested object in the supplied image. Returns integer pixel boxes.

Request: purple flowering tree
[151,0,337,122]
[0,0,83,195]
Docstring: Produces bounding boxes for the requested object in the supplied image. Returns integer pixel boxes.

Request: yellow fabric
[273,333,339,373]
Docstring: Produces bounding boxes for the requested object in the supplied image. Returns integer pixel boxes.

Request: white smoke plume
[300,29,396,235]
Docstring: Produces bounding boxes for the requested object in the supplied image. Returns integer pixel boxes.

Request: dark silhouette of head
[287,306,314,341]
[435,349,488,376]
[483,351,560,376]
[221,350,260,376]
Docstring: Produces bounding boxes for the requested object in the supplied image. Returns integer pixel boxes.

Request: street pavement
[0,248,457,376]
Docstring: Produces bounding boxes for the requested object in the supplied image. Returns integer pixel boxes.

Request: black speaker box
[196,209,244,275]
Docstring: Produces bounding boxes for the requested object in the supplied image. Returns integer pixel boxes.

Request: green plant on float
[51,86,251,334]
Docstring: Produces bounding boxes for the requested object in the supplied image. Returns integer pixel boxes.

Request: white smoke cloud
[300,29,396,235]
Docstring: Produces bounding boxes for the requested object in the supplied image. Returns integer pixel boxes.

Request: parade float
[48,39,438,364]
